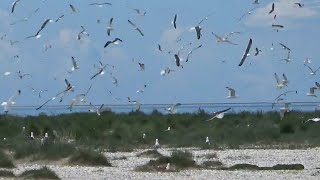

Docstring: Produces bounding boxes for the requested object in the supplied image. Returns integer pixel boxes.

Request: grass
[68,149,112,166]
[137,149,163,158]
[0,170,15,178]
[0,150,15,168]
[201,160,223,169]
[136,150,197,171]
[219,163,304,170]
[19,167,60,179]
[1,110,320,153]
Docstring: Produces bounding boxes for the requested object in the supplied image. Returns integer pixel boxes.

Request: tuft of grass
[136,150,197,172]
[68,149,112,166]
[201,161,223,169]
[137,150,163,158]
[0,170,15,177]
[204,152,218,159]
[19,167,60,179]
[0,150,15,168]
[220,163,304,170]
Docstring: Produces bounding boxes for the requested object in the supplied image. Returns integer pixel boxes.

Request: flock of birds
[1,0,320,124]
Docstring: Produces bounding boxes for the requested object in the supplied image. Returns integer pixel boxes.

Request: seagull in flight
[133,9,146,16]
[11,0,21,13]
[1,90,21,113]
[69,56,80,73]
[69,4,79,13]
[306,87,317,97]
[17,70,32,79]
[91,61,108,79]
[174,54,183,68]
[186,45,202,62]
[165,103,182,114]
[172,14,177,29]
[128,20,144,36]
[107,18,114,36]
[55,15,65,22]
[280,51,291,63]
[294,3,304,8]
[205,108,231,121]
[212,32,238,45]
[279,43,291,51]
[26,19,53,39]
[89,103,108,115]
[89,2,112,7]
[138,62,145,71]
[274,73,288,89]
[104,38,122,48]
[269,3,275,14]
[226,87,238,99]
[190,26,202,39]
[254,47,262,56]
[77,26,89,40]
[304,64,320,75]
[238,38,252,66]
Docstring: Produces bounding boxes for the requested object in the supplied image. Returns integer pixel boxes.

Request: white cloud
[245,0,318,27]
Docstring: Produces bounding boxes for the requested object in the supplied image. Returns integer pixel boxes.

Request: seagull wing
[104,41,112,48]
[279,43,291,51]
[128,20,136,28]
[269,3,275,14]
[238,38,252,66]
[174,54,180,67]
[71,57,78,69]
[69,4,77,12]
[274,73,280,84]
[173,14,177,29]
[315,82,320,88]
[136,28,144,36]
[36,97,55,110]
[90,69,102,80]
[304,64,314,73]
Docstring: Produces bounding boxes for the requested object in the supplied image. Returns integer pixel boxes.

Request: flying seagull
[274,73,288,89]
[11,0,21,13]
[205,107,231,121]
[306,87,317,97]
[212,32,238,45]
[280,51,291,63]
[294,3,304,8]
[226,87,238,99]
[133,9,146,16]
[172,14,177,29]
[69,56,80,72]
[89,2,112,7]
[69,4,79,13]
[77,26,89,40]
[255,47,262,56]
[253,0,259,4]
[17,70,32,79]
[26,19,53,39]
[174,54,183,67]
[304,64,320,75]
[190,26,202,39]
[315,82,320,89]
[305,118,320,123]
[91,61,108,79]
[128,20,144,36]
[1,89,21,113]
[186,45,202,62]
[55,15,65,22]
[165,103,182,114]
[104,38,122,48]
[138,63,145,71]
[107,18,114,36]
[238,7,259,21]
[238,38,252,66]
[279,43,291,51]
[269,3,275,14]
[157,44,162,51]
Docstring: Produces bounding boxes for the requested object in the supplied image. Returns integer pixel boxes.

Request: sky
[1,0,320,114]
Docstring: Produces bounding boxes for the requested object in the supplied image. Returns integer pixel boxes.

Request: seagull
[279,103,290,119]
[26,19,53,39]
[238,38,252,66]
[226,87,238,99]
[157,44,163,52]
[304,58,312,64]
[55,79,75,102]
[77,26,89,40]
[315,82,320,89]
[128,20,144,36]
[172,14,177,29]
[111,76,118,86]
[305,118,320,122]
[253,0,259,4]
[164,127,171,131]
[160,67,175,76]
[238,7,259,21]
[89,2,112,7]
[3,72,11,76]
[142,133,146,139]
[272,24,284,29]
[127,98,142,111]
[190,26,202,39]
[138,63,145,71]
[273,90,297,102]
[254,47,262,56]
[91,61,108,79]
[133,9,146,16]
[38,90,48,98]
[304,64,320,75]
[68,85,91,111]
[1,90,21,113]
[107,18,114,36]
[89,103,108,115]
[166,163,171,171]
[282,74,289,86]
[269,3,275,14]
[17,70,32,79]
[55,15,65,22]
[136,85,147,93]
[212,32,238,45]
[104,38,122,48]
[197,12,215,25]
[205,107,231,121]
[294,3,304,8]
[69,4,79,13]
[272,98,284,109]
[280,51,291,63]
[306,87,317,97]
[153,139,160,149]
[186,45,202,62]
[205,137,211,145]
[69,56,80,72]
[165,103,182,114]
[174,54,183,68]
[30,132,34,140]
[11,0,21,13]
[274,73,287,89]
[279,43,291,51]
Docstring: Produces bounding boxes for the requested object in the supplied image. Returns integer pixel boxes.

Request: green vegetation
[137,150,163,158]
[68,149,112,166]
[136,150,197,171]
[201,160,223,168]
[0,170,15,178]
[19,167,60,179]
[1,110,320,154]
[0,150,15,168]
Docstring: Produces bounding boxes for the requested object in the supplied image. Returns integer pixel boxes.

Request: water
[6,101,320,116]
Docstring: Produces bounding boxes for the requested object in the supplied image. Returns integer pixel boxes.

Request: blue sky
[1,0,320,113]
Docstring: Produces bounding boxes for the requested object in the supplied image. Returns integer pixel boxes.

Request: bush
[201,160,223,168]
[68,149,111,166]
[19,167,60,179]
[137,150,163,158]
[0,170,15,177]
[0,150,15,168]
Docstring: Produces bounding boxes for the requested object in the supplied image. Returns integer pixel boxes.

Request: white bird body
[153,138,160,149]
[306,118,320,122]
[1,90,21,113]
[164,127,171,131]
[205,137,211,145]
[166,163,171,170]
